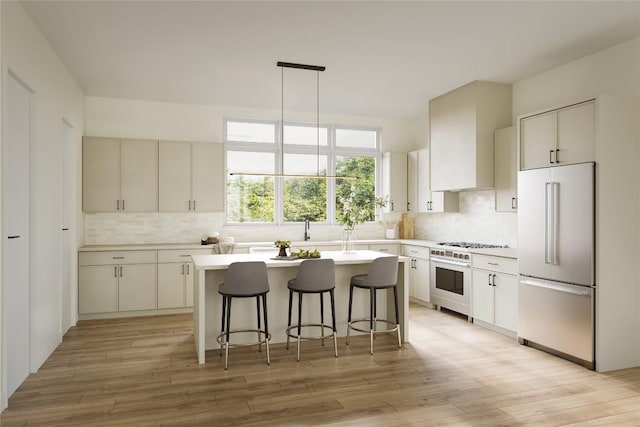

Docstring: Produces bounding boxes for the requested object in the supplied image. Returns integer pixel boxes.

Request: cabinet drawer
[472,254,517,275]
[402,245,430,259]
[79,250,157,266]
[368,244,399,255]
[157,248,213,263]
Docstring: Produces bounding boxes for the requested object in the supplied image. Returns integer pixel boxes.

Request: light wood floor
[2,304,638,426]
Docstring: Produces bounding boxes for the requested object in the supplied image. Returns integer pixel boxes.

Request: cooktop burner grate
[438,242,507,249]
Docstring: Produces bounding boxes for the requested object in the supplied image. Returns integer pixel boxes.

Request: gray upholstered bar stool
[346,256,401,355]
[217,261,270,369]
[286,259,338,361]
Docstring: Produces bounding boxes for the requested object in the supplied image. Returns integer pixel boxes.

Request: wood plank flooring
[2,304,638,426]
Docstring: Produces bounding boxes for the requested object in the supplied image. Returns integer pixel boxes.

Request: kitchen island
[191,250,410,364]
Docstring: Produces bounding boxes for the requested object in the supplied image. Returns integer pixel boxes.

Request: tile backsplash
[84,212,386,245]
[84,190,516,247]
[413,190,517,248]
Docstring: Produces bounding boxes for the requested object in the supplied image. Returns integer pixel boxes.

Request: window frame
[224,118,382,226]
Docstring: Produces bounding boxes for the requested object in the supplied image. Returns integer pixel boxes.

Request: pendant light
[229,61,356,180]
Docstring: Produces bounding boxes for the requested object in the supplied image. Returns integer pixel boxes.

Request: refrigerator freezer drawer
[518,277,594,365]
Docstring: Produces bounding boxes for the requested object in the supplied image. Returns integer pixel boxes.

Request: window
[225,119,380,225]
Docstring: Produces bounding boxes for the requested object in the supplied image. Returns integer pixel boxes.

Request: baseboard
[472,318,517,339]
[78,307,193,321]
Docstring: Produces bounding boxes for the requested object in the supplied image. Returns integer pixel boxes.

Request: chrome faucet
[304,219,311,241]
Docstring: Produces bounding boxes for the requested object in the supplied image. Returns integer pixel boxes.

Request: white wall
[1,0,84,402]
[86,96,420,152]
[513,37,640,372]
[83,97,422,244]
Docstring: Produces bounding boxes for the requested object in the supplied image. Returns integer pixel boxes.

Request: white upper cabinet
[120,139,158,212]
[191,142,224,212]
[83,137,120,212]
[159,141,224,212]
[382,152,407,212]
[158,141,191,211]
[520,99,595,170]
[407,149,458,213]
[429,81,512,191]
[494,127,517,212]
[83,137,158,212]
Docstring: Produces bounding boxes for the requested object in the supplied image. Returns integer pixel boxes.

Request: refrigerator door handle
[545,182,552,264]
[545,182,559,265]
[552,182,559,265]
[520,278,591,296]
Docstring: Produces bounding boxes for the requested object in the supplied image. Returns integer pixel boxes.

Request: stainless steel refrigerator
[517,162,595,369]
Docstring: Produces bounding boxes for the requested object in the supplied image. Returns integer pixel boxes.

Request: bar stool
[217,261,270,369]
[346,256,401,355]
[286,259,338,361]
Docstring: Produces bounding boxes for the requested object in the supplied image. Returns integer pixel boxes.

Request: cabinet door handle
[555,149,560,163]
[488,273,492,286]
[487,262,499,266]
[188,200,192,210]
[186,264,190,275]
[122,200,125,210]
[117,200,120,210]
[549,149,554,164]
[7,235,20,239]
[112,256,125,260]
[119,266,123,277]
[511,197,517,210]
[180,254,190,257]
[492,274,497,286]
[181,264,185,275]
[193,200,196,211]
[390,201,394,211]
[114,266,118,277]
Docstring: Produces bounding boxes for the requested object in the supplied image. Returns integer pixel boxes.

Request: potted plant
[274,240,291,257]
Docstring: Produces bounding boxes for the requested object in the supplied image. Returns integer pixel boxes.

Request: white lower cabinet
[79,250,157,315]
[471,254,518,334]
[78,265,118,314]
[368,243,400,255]
[118,264,157,311]
[156,248,213,309]
[402,245,430,303]
[157,263,190,309]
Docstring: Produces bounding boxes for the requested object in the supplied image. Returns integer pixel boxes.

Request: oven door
[430,257,471,317]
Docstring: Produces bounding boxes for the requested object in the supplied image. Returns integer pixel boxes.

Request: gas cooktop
[438,242,507,249]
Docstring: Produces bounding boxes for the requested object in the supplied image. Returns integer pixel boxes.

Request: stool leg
[297,292,303,362]
[220,295,227,357]
[225,297,232,370]
[373,288,378,338]
[287,289,293,350]
[369,288,374,355]
[346,284,354,345]
[320,292,325,346]
[262,293,270,366]
[330,289,337,358]
[256,296,262,353]
[393,285,401,348]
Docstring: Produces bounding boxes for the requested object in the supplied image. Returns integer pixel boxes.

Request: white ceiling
[21,1,640,120]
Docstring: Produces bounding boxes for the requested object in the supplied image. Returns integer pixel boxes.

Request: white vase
[342,229,357,253]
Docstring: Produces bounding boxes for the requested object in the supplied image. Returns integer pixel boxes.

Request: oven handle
[430,256,470,268]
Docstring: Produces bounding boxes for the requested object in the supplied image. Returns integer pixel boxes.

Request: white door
[60,120,75,333]
[2,72,31,397]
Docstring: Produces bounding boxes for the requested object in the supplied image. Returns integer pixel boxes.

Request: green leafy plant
[274,240,291,248]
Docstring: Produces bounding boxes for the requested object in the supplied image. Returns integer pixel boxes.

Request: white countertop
[192,250,409,270]
[78,239,517,259]
[78,242,215,252]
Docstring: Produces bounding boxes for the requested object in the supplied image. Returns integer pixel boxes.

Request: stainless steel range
[430,242,506,320]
